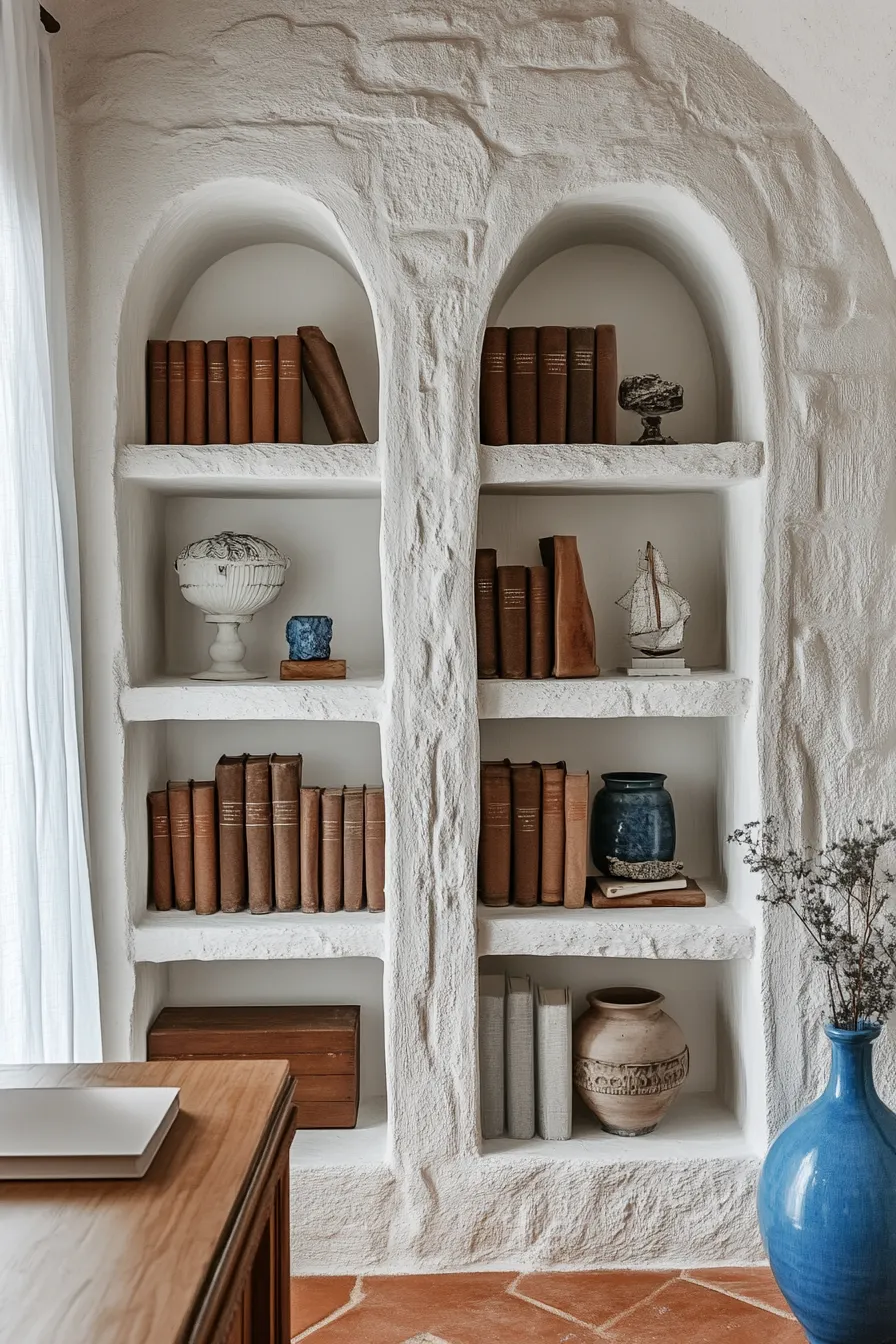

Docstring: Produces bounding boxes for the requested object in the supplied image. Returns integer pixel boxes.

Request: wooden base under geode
[280,659,346,680]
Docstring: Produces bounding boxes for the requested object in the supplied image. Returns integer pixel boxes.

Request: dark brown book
[364,787,386,913]
[537,326,568,444]
[508,326,538,444]
[480,327,509,445]
[474,548,499,678]
[568,327,596,443]
[207,339,228,443]
[595,324,618,444]
[147,789,173,911]
[511,762,541,908]
[343,787,365,913]
[539,535,599,677]
[321,787,344,912]
[564,771,590,908]
[271,754,302,913]
[146,340,168,444]
[478,761,511,907]
[588,877,706,908]
[216,753,247,913]
[226,336,251,445]
[528,565,552,679]
[250,336,276,443]
[298,325,367,444]
[167,340,186,445]
[497,565,528,679]
[277,334,302,443]
[245,755,273,914]
[299,786,321,913]
[185,340,207,445]
[191,780,217,916]
[541,762,566,906]
[167,780,194,911]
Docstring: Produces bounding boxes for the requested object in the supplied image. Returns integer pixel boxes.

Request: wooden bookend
[280,659,347,681]
[538,536,599,677]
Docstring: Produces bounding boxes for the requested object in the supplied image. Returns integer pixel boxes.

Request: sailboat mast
[646,542,662,630]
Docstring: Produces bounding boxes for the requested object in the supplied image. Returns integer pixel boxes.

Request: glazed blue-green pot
[589,772,675,876]
[758,1023,896,1344]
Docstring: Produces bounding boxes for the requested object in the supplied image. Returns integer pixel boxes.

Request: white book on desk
[505,975,535,1140]
[536,986,572,1141]
[0,1087,180,1179]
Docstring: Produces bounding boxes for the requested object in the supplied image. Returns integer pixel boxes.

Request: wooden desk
[0,1060,295,1344]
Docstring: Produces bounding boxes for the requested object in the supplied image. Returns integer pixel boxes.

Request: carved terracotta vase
[572,987,689,1136]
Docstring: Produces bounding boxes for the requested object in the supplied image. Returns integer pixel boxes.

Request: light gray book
[478,974,506,1139]
[505,975,535,1139]
[536,986,573,1140]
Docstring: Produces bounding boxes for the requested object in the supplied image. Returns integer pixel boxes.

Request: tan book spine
[563,771,590,908]
[167,780,194,911]
[185,340,207,445]
[192,780,218,916]
[277,334,302,442]
[537,326,568,444]
[540,763,566,906]
[528,565,553,679]
[146,340,168,444]
[298,325,367,444]
[474,548,499,678]
[299,786,321,913]
[539,535,599,678]
[595,324,618,444]
[321,787,344,912]
[567,327,596,443]
[245,755,273,914]
[508,327,538,444]
[271,754,302,913]
[226,336,251,444]
[216,754,247,912]
[511,762,541,908]
[497,565,528,679]
[364,787,386,913]
[167,340,186,445]
[343,787,365,913]
[480,327,509,445]
[478,761,511,907]
[147,789,173,911]
[206,339,228,444]
[250,336,276,443]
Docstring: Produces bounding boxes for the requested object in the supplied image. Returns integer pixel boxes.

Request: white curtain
[0,0,101,1061]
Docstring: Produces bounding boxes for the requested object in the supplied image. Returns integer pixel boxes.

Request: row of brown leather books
[480,325,617,446]
[145,326,367,447]
[147,756,385,915]
[479,762,590,908]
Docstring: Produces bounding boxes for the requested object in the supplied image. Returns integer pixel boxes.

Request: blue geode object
[286,615,333,661]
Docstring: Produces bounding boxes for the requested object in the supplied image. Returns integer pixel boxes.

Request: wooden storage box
[147,1005,360,1130]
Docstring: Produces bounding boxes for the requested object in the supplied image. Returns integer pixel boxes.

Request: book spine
[567,327,595,443]
[479,327,509,445]
[474,548,499,678]
[299,786,321,913]
[527,564,552,679]
[146,340,168,444]
[546,534,599,677]
[595,324,618,444]
[505,978,535,1139]
[227,336,251,444]
[508,326,538,444]
[167,340,186,445]
[364,787,386,913]
[250,336,276,443]
[511,763,541,908]
[271,755,301,913]
[298,326,367,444]
[536,991,572,1140]
[537,326,568,445]
[191,780,218,916]
[147,789,173,911]
[167,781,194,911]
[277,334,302,443]
[206,339,228,444]
[497,565,528,679]
[245,755,273,914]
[478,975,505,1139]
[320,787,344,912]
[540,763,566,906]
[185,340,207,445]
[563,771,589,908]
[343,787,365,913]
[478,761,511,907]
[216,755,247,912]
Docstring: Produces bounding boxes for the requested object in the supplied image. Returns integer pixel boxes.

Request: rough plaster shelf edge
[131,910,386,962]
[290,1097,389,1171]
[120,677,384,722]
[479,441,763,490]
[478,672,752,719]
[117,442,380,493]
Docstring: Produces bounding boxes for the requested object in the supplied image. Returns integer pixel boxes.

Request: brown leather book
[595,324,618,444]
[474,548,499,678]
[364,787,386,912]
[511,762,541,907]
[167,341,186,445]
[564,771,590,908]
[320,787,344,912]
[250,336,276,443]
[207,339,228,444]
[540,762,566,906]
[298,326,367,444]
[216,753,247,912]
[192,780,218,916]
[478,761,511,907]
[537,326,568,444]
[508,327,538,443]
[497,565,528,679]
[539,535,599,677]
[343,787,365,913]
[147,789,173,911]
[146,340,168,444]
[271,754,302,913]
[167,780,194,911]
[226,336,251,444]
[568,328,596,443]
[185,340,207,445]
[480,327,509,445]
[299,786,321,913]
[277,334,302,443]
[528,565,553,679]
[245,755,273,914]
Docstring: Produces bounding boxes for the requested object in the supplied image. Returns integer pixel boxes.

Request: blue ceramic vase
[589,772,675,876]
[758,1024,896,1344]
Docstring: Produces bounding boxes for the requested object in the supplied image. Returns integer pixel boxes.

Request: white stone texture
[120,679,383,724]
[480,441,762,490]
[133,910,385,963]
[478,673,751,720]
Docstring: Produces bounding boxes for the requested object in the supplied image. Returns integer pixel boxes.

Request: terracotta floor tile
[516,1269,676,1327]
[290,1276,356,1334]
[685,1266,793,1316]
[601,1278,807,1343]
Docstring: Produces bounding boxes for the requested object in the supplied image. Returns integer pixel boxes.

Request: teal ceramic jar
[590,772,675,876]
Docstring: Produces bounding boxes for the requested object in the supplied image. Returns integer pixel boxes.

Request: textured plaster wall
[53,0,896,1270]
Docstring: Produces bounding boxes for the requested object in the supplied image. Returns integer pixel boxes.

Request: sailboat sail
[617,543,690,655]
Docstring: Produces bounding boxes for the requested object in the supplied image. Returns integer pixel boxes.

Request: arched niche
[116,178,379,444]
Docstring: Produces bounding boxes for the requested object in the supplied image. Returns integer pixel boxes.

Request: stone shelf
[478,671,752,719]
[118,442,380,498]
[479,441,763,492]
[290,1096,388,1170]
[132,909,385,963]
[120,676,384,723]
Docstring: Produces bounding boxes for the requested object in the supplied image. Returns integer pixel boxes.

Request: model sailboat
[617,543,691,671]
